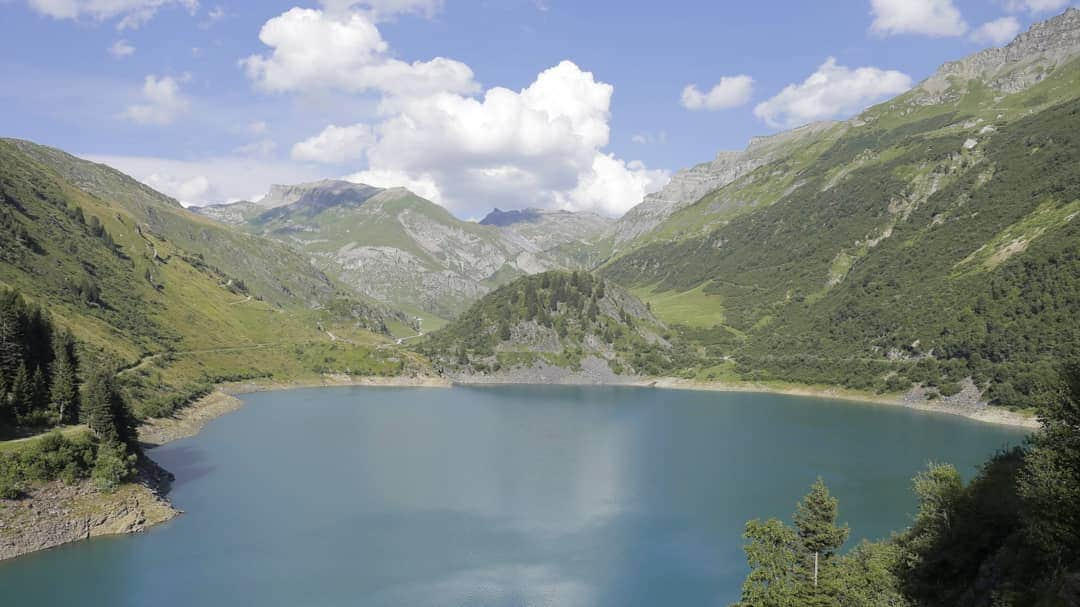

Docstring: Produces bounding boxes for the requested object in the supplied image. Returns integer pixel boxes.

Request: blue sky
[0,0,1074,217]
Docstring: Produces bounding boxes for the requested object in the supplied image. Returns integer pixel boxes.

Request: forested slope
[420,270,693,377]
[602,19,1080,406]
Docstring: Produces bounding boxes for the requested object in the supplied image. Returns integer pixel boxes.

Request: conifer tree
[737,518,800,607]
[0,296,23,377]
[50,330,79,425]
[83,369,136,446]
[0,372,11,432]
[794,478,849,590]
[9,362,31,420]
[30,365,48,418]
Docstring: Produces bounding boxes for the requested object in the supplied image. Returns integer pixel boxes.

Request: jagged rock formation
[917,7,1080,103]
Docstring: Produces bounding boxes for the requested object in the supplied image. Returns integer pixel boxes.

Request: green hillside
[602,55,1080,406]
[0,139,422,419]
[420,270,693,377]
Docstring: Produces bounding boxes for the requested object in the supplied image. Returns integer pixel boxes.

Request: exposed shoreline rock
[0,458,178,562]
[648,377,1039,430]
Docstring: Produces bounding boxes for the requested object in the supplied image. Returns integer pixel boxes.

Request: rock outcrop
[0,460,177,561]
[480,207,611,251]
[916,7,1080,103]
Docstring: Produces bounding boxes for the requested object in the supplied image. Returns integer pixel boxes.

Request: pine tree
[794,478,850,591]
[0,372,11,433]
[9,362,31,421]
[30,365,48,419]
[736,518,799,607]
[0,293,24,377]
[50,330,80,425]
[83,369,136,446]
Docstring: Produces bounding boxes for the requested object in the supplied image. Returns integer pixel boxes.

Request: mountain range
[197,182,610,325]
[2,8,1079,409]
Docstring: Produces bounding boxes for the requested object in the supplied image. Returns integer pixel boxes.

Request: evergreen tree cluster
[734,353,1080,607]
[0,288,142,497]
[0,288,80,434]
[422,271,689,375]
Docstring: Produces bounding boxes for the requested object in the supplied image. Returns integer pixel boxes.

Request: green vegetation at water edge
[733,355,1080,606]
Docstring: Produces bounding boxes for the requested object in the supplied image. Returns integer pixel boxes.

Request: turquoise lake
[0,385,1027,606]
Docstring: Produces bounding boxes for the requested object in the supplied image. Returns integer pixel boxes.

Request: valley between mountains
[2,6,1079,565]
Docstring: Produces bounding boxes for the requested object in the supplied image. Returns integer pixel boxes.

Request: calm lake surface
[0,385,1026,606]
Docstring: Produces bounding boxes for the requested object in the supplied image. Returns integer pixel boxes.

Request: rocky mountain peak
[257,179,381,209]
[480,208,549,226]
[919,7,1080,101]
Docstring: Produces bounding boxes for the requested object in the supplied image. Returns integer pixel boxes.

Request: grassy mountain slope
[200,182,564,324]
[8,141,358,311]
[603,120,843,251]
[0,140,422,418]
[420,270,693,378]
[602,13,1080,406]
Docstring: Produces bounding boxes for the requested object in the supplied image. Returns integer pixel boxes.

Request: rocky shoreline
[647,377,1040,430]
[0,458,178,562]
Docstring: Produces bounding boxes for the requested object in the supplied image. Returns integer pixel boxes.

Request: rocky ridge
[917,7,1080,102]
[480,207,612,251]
[607,121,838,245]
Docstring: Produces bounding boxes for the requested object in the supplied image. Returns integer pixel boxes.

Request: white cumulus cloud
[108,39,135,58]
[241,7,477,98]
[970,16,1022,45]
[27,0,199,30]
[291,123,375,164]
[86,154,332,206]
[680,75,754,110]
[334,60,668,216]
[253,6,667,217]
[869,0,968,37]
[121,74,190,125]
[753,57,912,129]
